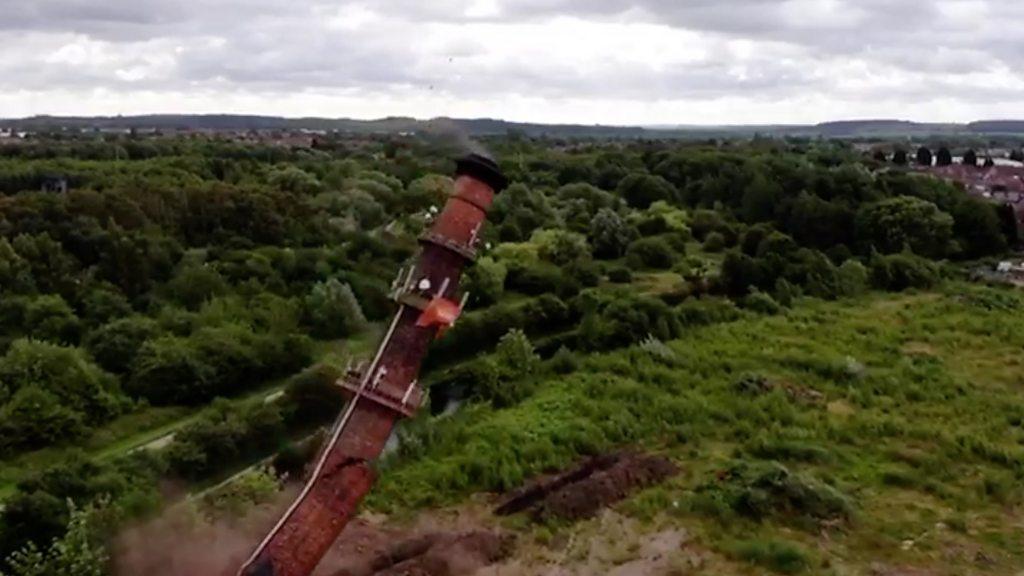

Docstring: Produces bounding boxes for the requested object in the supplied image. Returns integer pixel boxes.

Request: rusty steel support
[236,154,507,576]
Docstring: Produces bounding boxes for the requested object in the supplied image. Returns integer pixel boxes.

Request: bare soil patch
[495,451,678,522]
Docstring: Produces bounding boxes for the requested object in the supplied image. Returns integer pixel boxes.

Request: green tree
[962,149,978,167]
[84,316,160,374]
[405,174,453,212]
[533,229,591,267]
[2,502,109,576]
[0,339,123,427]
[916,147,933,166]
[474,329,541,408]
[464,257,507,307]
[588,208,636,259]
[856,196,954,257]
[740,174,781,223]
[0,238,35,294]
[951,196,1007,258]
[165,264,229,310]
[128,336,215,405]
[0,387,86,453]
[616,173,677,209]
[304,279,367,339]
[703,232,726,253]
[626,237,677,270]
[24,295,81,344]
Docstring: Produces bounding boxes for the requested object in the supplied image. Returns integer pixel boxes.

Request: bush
[727,539,812,575]
[165,265,229,310]
[702,231,726,253]
[84,316,160,374]
[836,260,869,297]
[588,208,637,259]
[580,294,681,350]
[676,298,742,327]
[0,339,124,452]
[547,346,580,374]
[166,400,286,480]
[740,291,782,315]
[23,295,81,344]
[607,267,633,284]
[3,501,109,576]
[505,262,579,298]
[474,330,541,408]
[626,237,676,270]
[616,173,677,209]
[566,261,602,288]
[281,363,345,427]
[304,279,367,339]
[869,252,940,292]
[533,229,591,267]
[856,196,954,258]
[428,294,572,367]
[692,461,852,528]
[128,336,216,405]
[0,386,87,453]
[463,257,507,307]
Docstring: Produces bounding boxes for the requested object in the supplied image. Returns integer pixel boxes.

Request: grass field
[368,283,1024,574]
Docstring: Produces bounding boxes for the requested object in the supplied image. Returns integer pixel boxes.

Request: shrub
[588,208,637,259]
[703,231,726,253]
[533,229,591,267]
[856,196,954,258]
[464,257,507,307]
[836,260,869,297]
[281,363,345,427]
[0,339,124,446]
[84,316,160,374]
[0,386,87,453]
[692,461,852,529]
[128,336,216,405]
[607,267,633,284]
[304,279,367,339]
[566,261,602,288]
[474,330,542,408]
[740,291,782,315]
[727,538,812,575]
[616,173,677,209]
[23,295,81,344]
[676,298,742,327]
[2,501,110,576]
[165,265,229,310]
[626,237,676,270]
[547,346,580,374]
[166,400,286,480]
[869,252,940,292]
[505,262,579,298]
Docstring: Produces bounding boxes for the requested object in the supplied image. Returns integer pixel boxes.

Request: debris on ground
[495,451,678,522]
[320,518,511,576]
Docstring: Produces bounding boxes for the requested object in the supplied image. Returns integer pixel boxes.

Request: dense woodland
[0,133,1020,574]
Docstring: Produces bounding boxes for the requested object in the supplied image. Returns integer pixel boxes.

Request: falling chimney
[236,154,507,576]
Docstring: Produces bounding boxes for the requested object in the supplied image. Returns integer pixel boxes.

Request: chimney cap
[455,153,508,193]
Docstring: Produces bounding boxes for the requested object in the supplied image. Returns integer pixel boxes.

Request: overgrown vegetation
[1,132,1020,574]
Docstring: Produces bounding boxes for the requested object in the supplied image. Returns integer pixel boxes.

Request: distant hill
[2,114,1023,139]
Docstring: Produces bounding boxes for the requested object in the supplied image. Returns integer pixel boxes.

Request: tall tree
[963,149,978,167]
[916,147,933,167]
[936,147,953,167]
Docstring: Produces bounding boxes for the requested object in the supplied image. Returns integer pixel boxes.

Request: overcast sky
[1,0,1021,125]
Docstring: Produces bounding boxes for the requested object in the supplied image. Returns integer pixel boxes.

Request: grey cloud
[0,0,1021,119]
